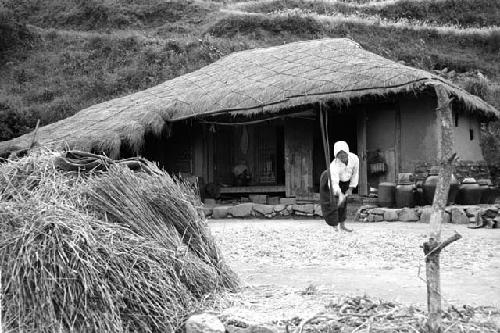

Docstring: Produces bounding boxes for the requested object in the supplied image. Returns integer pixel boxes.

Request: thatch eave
[0,38,498,159]
[192,79,497,121]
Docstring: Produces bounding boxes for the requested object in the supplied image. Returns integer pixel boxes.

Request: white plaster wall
[452,111,484,161]
[399,94,439,172]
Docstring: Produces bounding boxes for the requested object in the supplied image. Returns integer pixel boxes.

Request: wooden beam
[220,185,286,194]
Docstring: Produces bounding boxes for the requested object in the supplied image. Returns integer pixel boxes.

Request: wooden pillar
[357,109,368,195]
[192,125,204,178]
[204,125,214,183]
[395,107,402,176]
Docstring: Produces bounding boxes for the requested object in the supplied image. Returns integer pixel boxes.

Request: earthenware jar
[395,173,415,208]
[422,167,439,205]
[478,179,495,204]
[448,176,460,205]
[414,181,426,206]
[457,178,482,205]
[422,167,459,205]
[378,182,396,208]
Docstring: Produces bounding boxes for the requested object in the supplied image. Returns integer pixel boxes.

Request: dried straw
[0,150,238,332]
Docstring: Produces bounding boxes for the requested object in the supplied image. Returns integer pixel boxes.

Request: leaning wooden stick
[319,103,335,205]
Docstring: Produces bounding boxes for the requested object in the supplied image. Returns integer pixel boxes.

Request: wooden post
[357,108,368,196]
[0,270,2,333]
[424,85,460,333]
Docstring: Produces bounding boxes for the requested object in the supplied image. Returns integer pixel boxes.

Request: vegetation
[2,0,219,30]
[0,0,499,166]
[368,0,500,28]
[239,0,500,28]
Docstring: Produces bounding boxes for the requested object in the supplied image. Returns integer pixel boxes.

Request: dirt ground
[209,219,500,322]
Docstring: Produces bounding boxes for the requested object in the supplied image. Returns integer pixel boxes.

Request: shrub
[0,7,32,53]
[208,13,324,38]
[368,0,500,27]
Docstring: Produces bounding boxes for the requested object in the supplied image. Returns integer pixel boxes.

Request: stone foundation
[414,160,491,183]
[355,204,499,227]
[203,203,325,219]
[204,202,499,227]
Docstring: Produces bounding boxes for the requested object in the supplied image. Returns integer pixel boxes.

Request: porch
[146,94,439,200]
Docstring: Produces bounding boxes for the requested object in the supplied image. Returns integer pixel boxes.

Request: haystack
[0,150,238,332]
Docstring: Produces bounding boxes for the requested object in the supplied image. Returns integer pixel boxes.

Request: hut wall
[452,111,484,161]
[398,94,439,172]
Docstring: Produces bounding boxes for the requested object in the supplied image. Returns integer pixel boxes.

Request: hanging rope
[319,103,335,205]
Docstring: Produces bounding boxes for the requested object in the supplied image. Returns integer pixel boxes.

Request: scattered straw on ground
[217,285,500,332]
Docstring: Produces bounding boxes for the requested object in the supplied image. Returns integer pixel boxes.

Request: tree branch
[424,232,462,257]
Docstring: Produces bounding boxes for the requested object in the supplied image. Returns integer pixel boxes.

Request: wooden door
[285,119,314,197]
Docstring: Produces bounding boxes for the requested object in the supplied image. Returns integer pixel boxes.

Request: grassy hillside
[240,0,500,27]
[1,0,499,166]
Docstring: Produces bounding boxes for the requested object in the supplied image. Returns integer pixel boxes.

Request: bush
[0,97,35,140]
[462,77,491,100]
[208,13,324,38]
[0,7,32,53]
[368,0,500,27]
[1,0,219,30]
[486,30,500,53]
[243,0,356,16]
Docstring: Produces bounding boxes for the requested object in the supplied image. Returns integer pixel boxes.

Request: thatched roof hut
[0,38,497,158]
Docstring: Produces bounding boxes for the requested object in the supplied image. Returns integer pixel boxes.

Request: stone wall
[203,202,324,219]
[356,204,499,228]
[203,196,363,220]
[414,160,491,183]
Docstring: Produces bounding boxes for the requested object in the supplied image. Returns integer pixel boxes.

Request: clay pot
[395,183,416,208]
[456,178,482,205]
[422,170,459,205]
[378,182,396,208]
[478,179,496,204]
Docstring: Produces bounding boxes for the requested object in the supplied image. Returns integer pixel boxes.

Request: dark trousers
[319,170,350,227]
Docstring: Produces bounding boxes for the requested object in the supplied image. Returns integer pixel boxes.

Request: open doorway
[313,111,358,192]
[213,121,285,187]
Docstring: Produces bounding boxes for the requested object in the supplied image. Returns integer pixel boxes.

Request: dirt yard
[210,220,500,322]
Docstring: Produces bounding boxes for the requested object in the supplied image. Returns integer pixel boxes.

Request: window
[470,129,474,141]
[454,111,459,127]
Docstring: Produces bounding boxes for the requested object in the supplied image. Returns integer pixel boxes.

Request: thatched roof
[1,38,498,158]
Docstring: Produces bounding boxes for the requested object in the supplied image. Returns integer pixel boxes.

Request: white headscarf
[333,141,349,158]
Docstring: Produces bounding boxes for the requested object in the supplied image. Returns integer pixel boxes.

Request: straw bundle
[0,150,238,332]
